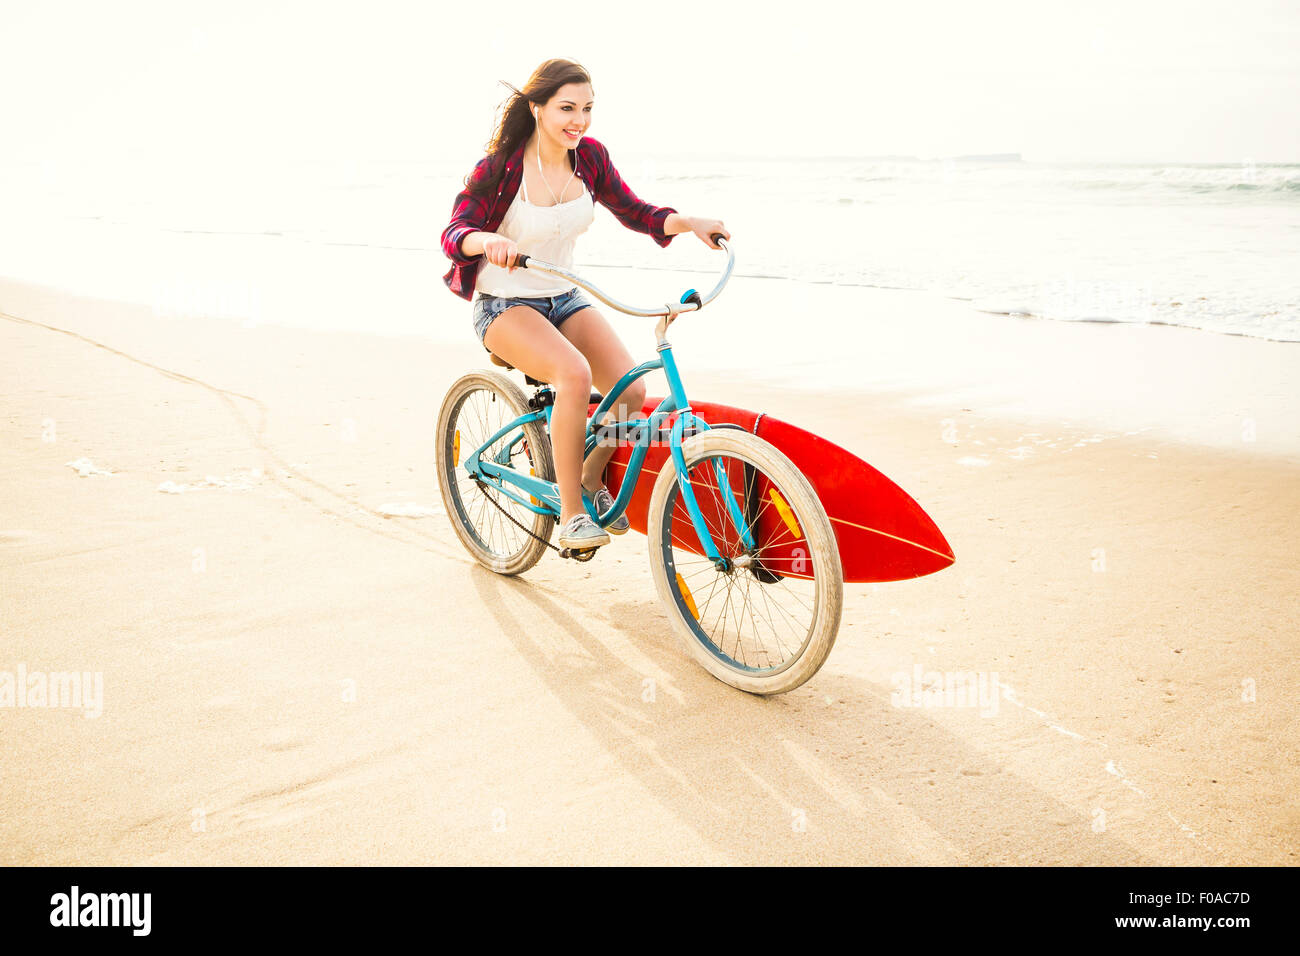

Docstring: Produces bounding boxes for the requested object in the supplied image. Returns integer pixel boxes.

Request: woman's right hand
[481,234,520,271]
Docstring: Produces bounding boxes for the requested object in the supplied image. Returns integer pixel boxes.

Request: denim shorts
[472,287,593,348]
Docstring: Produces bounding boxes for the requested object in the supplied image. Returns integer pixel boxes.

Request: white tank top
[475,166,596,297]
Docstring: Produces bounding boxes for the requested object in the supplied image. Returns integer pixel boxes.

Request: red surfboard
[588,397,954,583]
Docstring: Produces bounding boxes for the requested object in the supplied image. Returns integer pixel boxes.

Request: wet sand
[1,276,1296,865]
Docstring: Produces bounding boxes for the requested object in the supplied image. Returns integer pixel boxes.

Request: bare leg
[482,306,591,525]
[558,307,647,491]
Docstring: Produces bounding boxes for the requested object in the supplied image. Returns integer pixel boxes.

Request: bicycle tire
[435,371,556,575]
[646,428,843,695]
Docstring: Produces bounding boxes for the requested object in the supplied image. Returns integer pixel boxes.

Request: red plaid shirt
[440,135,677,301]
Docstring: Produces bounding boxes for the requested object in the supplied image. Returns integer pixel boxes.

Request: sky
[1,0,1297,168]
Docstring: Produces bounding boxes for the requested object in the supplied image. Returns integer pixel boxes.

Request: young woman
[441,58,730,552]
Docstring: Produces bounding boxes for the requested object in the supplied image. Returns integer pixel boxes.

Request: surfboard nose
[750,413,954,583]
[845,493,954,582]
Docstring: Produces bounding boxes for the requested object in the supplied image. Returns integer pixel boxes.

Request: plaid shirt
[440,135,677,301]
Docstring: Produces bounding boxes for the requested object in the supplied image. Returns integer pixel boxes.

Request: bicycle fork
[658,342,757,571]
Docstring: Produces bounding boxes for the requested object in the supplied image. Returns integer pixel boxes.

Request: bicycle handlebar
[514,233,734,319]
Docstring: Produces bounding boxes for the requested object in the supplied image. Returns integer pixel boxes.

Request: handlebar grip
[709,233,726,248]
[515,252,530,269]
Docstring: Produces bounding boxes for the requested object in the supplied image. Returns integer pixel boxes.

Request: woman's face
[536,82,594,149]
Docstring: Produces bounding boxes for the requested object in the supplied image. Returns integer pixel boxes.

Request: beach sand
[1,275,1296,865]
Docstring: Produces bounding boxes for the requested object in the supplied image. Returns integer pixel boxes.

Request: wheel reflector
[529,467,538,506]
[769,488,803,539]
[453,430,461,467]
[675,572,699,619]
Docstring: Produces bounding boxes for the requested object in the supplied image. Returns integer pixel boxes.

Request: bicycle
[435,237,843,695]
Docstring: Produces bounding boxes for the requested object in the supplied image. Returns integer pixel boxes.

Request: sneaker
[558,513,610,549]
[589,485,630,534]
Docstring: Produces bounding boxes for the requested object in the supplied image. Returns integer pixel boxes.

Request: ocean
[1,152,1297,343]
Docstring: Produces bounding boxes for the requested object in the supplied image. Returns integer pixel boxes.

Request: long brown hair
[464,58,593,198]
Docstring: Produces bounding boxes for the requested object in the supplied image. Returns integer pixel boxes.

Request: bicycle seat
[486,349,604,402]
[487,350,549,388]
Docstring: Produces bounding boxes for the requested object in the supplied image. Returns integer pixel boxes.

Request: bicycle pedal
[559,546,600,562]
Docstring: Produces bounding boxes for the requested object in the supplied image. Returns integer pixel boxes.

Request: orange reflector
[675,572,699,620]
[529,467,538,506]
[453,430,461,467]
[768,488,803,539]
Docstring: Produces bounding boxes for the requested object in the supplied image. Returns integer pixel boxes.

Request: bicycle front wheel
[435,370,555,575]
[646,428,843,695]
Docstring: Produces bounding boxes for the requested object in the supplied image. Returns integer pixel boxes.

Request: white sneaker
[559,513,610,549]
[589,486,630,534]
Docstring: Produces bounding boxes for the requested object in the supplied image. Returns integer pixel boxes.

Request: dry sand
[1,276,1296,865]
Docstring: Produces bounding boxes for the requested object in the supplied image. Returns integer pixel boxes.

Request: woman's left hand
[689,218,731,249]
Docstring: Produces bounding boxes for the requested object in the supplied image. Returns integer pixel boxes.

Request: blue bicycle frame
[462,245,755,568]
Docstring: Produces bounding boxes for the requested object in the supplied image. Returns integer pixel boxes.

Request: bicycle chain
[472,476,562,553]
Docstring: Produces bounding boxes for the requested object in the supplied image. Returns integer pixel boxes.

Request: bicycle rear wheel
[435,371,555,575]
[646,428,843,695]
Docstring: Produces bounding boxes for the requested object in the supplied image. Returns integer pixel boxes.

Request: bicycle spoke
[759,574,806,658]
[663,449,821,674]
[747,577,785,661]
[444,383,549,563]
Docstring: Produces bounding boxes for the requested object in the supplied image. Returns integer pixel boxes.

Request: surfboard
[588,397,954,583]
